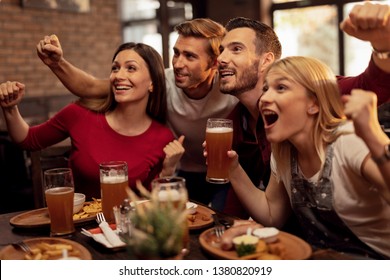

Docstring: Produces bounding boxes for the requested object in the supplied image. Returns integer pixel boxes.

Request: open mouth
[262,110,279,126]
[219,69,235,79]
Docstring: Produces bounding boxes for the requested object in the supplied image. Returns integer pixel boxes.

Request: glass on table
[99,161,128,223]
[151,176,189,255]
[44,168,75,237]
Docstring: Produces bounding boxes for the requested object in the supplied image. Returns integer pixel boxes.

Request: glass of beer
[205,118,233,184]
[151,177,189,254]
[100,161,128,223]
[44,168,75,237]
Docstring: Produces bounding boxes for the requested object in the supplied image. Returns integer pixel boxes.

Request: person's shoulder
[165,68,174,76]
[334,121,367,151]
[165,68,175,82]
[150,120,174,137]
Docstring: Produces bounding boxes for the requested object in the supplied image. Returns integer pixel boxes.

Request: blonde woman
[215,56,390,259]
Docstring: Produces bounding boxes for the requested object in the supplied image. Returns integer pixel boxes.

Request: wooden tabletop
[0,206,372,260]
[0,209,214,260]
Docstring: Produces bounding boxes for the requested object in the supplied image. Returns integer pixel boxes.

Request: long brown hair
[79,42,167,124]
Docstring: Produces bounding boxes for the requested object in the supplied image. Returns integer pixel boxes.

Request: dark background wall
[0,0,122,213]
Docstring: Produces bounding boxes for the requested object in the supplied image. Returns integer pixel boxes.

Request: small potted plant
[123,182,187,259]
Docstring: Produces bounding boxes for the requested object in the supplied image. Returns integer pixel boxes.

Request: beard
[220,60,259,96]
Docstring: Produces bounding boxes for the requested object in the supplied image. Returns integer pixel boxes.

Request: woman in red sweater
[0,42,184,200]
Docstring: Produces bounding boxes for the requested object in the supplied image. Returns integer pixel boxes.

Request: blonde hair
[266,56,347,177]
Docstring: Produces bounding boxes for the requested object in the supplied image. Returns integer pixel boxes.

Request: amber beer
[101,177,128,223]
[45,187,75,236]
[206,118,233,184]
[100,161,128,223]
[43,168,75,236]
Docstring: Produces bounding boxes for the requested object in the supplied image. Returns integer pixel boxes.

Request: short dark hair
[225,17,282,59]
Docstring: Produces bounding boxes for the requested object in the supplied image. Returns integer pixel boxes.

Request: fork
[212,214,225,238]
[95,212,125,247]
[96,212,105,224]
[12,241,32,254]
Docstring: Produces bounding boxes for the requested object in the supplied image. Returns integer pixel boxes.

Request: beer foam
[157,189,180,201]
[101,175,128,184]
[206,127,233,133]
[45,187,73,195]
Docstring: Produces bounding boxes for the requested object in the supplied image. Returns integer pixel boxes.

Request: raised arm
[0,81,30,143]
[343,89,390,203]
[36,35,110,98]
[340,1,390,73]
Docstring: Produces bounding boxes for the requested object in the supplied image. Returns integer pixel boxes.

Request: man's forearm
[49,58,111,98]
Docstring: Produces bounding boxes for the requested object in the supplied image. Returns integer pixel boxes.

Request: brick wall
[0,0,122,101]
[0,0,123,212]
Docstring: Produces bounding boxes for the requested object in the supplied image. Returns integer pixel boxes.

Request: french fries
[73,198,102,220]
[24,242,80,260]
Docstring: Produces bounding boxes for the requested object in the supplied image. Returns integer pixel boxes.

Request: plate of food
[186,204,215,230]
[130,200,215,230]
[10,199,102,228]
[199,223,312,260]
[0,237,92,260]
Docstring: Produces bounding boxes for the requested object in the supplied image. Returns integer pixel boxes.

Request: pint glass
[100,161,128,223]
[44,168,75,236]
[205,118,233,184]
[151,177,189,255]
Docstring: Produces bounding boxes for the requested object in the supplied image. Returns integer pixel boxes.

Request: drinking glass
[99,161,128,223]
[44,168,75,236]
[205,118,233,184]
[151,176,189,255]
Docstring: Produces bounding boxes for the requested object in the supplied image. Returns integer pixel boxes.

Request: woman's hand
[161,135,185,176]
[0,81,25,109]
[342,89,382,142]
[36,34,64,67]
[202,140,239,176]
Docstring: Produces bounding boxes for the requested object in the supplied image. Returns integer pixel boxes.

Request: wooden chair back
[30,144,71,208]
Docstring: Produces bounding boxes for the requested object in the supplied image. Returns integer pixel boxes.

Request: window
[121,0,193,67]
[271,0,390,76]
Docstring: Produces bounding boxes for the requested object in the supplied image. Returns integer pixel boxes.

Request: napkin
[98,221,126,247]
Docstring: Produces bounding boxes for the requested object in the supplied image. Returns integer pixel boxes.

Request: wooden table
[0,207,372,260]
[0,208,217,260]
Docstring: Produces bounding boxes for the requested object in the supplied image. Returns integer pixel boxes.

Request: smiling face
[217,28,261,96]
[259,69,318,144]
[109,49,153,104]
[172,35,215,95]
